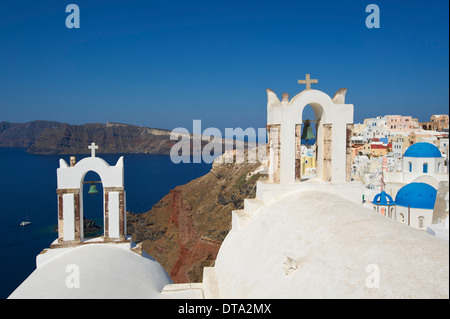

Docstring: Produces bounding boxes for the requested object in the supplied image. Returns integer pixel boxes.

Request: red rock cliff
[127,157,265,283]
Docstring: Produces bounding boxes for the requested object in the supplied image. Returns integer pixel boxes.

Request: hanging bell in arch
[301,119,316,140]
[88,183,99,196]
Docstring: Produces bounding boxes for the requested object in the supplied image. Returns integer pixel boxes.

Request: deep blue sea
[0,148,211,298]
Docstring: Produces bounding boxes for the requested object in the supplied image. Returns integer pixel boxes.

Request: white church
[371,141,450,236]
[9,76,449,299]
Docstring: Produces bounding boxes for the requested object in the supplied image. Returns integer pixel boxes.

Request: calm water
[0,148,211,298]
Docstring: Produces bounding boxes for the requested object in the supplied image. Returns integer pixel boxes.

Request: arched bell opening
[296,104,318,181]
[295,103,325,182]
[81,170,104,241]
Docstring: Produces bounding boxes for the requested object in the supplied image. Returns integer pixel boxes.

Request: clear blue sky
[0,0,448,132]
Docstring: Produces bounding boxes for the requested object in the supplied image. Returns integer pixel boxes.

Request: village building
[421,115,449,132]
[372,190,396,217]
[394,182,437,230]
[386,115,420,133]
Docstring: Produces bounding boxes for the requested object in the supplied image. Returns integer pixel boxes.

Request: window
[423,163,428,173]
[400,213,405,223]
[418,216,424,229]
[409,162,412,172]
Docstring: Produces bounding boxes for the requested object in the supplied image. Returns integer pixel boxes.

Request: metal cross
[88,142,98,157]
[298,74,318,90]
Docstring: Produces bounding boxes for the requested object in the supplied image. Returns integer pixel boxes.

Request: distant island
[0,120,241,155]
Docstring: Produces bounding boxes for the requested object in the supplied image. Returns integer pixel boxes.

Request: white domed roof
[8,244,173,299]
[213,189,449,298]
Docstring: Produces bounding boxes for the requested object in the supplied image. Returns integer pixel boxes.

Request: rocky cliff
[0,120,64,148]
[0,120,245,155]
[27,122,177,155]
[127,147,267,283]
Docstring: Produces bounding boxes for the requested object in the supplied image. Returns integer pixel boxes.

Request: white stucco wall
[402,156,446,184]
[108,191,120,238]
[63,193,75,241]
[395,205,434,230]
[57,156,124,189]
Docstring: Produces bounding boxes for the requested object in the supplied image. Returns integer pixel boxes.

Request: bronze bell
[301,119,316,141]
[88,183,99,196]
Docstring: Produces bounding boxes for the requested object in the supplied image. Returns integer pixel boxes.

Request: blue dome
[373,191,395,206]
[395,182,437,209]
[404,142,442,158]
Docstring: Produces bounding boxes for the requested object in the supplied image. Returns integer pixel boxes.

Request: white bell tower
[266,74,354,184]
[52,143,127,247]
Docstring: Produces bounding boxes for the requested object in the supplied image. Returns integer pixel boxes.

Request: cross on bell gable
[88,142,98,157]
[298,74,318,90]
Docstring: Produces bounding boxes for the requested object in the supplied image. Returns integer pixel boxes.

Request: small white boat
[20,221,31,226]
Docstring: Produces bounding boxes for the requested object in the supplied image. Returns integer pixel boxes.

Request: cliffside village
[350,114,448,187]
[347,114,449,237]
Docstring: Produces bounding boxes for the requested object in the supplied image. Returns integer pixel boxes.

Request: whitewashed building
[394,182,437,230]
[402,142,446,184]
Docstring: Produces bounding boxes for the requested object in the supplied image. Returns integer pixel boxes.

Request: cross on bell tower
[298,74,318,90]
[88,142,98,157]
